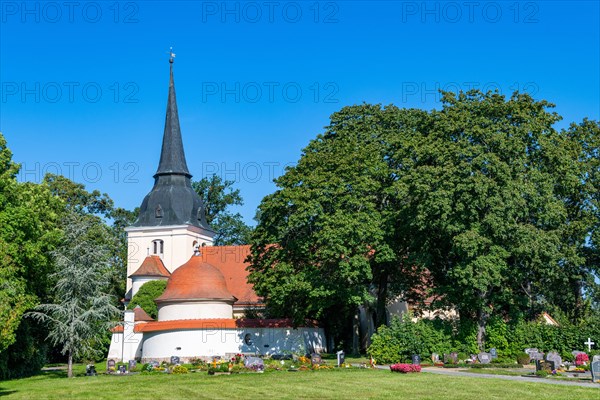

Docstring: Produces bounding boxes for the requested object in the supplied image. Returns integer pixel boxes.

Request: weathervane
[169,47,176,63]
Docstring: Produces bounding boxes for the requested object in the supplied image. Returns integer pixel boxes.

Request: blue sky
[1,1,599,224]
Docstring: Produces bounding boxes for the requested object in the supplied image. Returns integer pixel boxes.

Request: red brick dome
[155,255,236,303]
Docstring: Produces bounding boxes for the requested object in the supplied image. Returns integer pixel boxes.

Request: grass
[0,364,598,399]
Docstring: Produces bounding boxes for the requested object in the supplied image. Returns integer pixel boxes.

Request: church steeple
[132,53,211,231]
[155,55,191,178]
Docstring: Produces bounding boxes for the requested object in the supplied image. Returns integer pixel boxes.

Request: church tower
[125,54,215,298]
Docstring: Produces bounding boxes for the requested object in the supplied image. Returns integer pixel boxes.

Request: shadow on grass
[0,388,17,397]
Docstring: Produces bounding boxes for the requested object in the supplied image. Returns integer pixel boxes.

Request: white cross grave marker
[584,337,595,351]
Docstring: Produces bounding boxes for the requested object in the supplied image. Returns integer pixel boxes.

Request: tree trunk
[375,270,389,328]
[352,309,360,355]
[67,352,73,378]
[476,309,488,351]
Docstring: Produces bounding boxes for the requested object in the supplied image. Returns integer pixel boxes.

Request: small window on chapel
[155,205,163,218]
[152,239,164,255]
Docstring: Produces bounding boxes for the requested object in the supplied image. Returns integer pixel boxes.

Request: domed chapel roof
[155,254,237,303]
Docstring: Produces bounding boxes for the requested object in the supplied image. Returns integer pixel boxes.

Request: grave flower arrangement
[390,364,422,373]
[575,353,589,366]
[208,359,231,374]
[231,353,244,364]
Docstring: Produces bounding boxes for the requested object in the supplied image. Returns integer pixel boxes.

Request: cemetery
[1,2,599,399]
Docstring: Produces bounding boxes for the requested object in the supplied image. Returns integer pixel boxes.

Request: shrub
[390,363,421,373]
[172,365,189,374]
[516,353,530,365]
[368,314,453,364]
[141,363,155,373]
[127,280,167,319]
[536,370,548,377]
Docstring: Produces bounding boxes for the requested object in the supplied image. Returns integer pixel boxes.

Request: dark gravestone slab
[591,360,600,383]
[478,352,492,364]
[107,359,116,371]
[118,365,126,374]
[337,350,345,367]
[128,360,137,370]
[411,355,421,365]
[536,360,555,372]
[271,354,292,360]
[545,351,562,368]
[244,356,264,371]
[489,348,497,359]
[86,364,97,376]
[170,356,180,365]
[311,353,322,366]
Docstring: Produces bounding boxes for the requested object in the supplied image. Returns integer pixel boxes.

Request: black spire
[155,57,191,178]
[132,53,212,232]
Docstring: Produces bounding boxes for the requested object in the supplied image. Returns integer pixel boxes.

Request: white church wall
[157,301,233,321]
[106,311,146,363]
[140,327,327,362]
[125,225,213,292]
[106,332,123,362]
[122,310,144,362]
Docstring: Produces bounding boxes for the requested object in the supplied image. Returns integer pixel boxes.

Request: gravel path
[419,366,599,388]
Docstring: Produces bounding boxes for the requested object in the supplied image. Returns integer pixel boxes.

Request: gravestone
[170,356,180,365]
[86,364,97,376]
[478,352,492,364]
[545,351,562,368]
[489,348,497,359]
[118,365,126,374]
[244,356,264,371]
[591,360,600,383]
[593,355,600,363]
[536,360,554,373]
[411,355,421,365]
[443,352,458,364]
[572,350,586,357]
[149,360,160,368]
[107,359,116,371]
[525,348,544,361]
[337,350,345,367]
[431,353,439,363]
[128,360,137,371]
[311,353,322,366]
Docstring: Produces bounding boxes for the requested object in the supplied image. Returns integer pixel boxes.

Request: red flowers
[575,353,589,366]
[390,363,421,373]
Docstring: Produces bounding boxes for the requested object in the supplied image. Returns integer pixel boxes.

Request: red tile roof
[134,318,320,333]
[129,255,170,278]
[155,255,236,302]
[198,245,261,305]
[133,305,154,322]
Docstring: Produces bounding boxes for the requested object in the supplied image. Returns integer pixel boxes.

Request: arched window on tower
[152,239,164,256]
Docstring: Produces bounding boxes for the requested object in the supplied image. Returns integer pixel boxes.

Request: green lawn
[1,366,598,399]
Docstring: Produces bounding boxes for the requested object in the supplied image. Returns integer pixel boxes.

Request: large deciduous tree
[248,91,600,351]
[248,105,428,345]
[193,175,253,245]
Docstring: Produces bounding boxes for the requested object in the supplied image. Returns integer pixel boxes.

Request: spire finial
[169,47,176,64]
